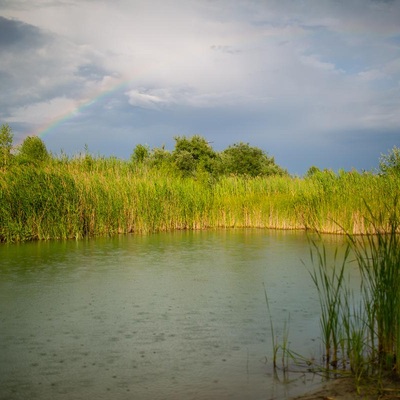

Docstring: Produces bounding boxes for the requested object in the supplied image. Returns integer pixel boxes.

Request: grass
[0,156,399,242]
[309,241,350,368]
[347,201,400,375]
[307,200,400,387]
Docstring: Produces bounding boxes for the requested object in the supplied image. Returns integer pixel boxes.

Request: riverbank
[294,376,400,400]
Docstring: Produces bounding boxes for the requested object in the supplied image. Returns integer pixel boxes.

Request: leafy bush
[148,146,173,169]
[172,135,217,176]
[17,136,49,165]
[379,146,400,176]
[131,144,150,164]
[221,142,286,177]
[0,123,14,168]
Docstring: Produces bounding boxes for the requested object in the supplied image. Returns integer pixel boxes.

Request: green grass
[348,201,400,375]
[309,241,350,368]
[0,156,399,242]
[308,201,400,382]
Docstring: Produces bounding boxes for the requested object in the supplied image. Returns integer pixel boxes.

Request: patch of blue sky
[387,34,400,46]
[302,25,394,75]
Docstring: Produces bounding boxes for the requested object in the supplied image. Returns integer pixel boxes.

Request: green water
[0,229,349,399]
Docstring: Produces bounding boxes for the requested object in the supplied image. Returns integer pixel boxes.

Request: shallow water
[0,229,352,399]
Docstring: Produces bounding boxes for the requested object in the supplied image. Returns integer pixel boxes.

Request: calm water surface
[0,229,351,399]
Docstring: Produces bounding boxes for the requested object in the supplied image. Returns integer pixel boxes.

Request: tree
[148,146,173,168]
[379,146,400,176]
[173,150,196,174]
[306,165,321,178]
[17,136,49,165]
[0,123,14,167]
[131,144,150,164]
[172,135,217,176]
[221,142,286,177]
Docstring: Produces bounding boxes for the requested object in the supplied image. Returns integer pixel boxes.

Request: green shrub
[16,136,49,165]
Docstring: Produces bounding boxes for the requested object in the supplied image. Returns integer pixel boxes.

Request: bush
[221,142,286,177]
[172,135,217,175]
[131,144,150,164]
[379,146,400,176]
[0,123,14,168]
[17,136,49,165]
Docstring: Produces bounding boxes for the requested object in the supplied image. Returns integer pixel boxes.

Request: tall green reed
[309,199,400,379]
[308,239,350,368]
[0,166,81,241]
[347,201,400,375]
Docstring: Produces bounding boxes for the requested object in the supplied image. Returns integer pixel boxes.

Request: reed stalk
[263,283,293,371]
[264,283,279,369]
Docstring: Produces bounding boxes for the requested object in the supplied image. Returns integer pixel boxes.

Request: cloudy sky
[1,0,399,174]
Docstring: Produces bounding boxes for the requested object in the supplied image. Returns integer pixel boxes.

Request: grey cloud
[0,17,54,114]
[0,16,112,120]
[75,64,111,82]
[246,0,400,35]
[0,0,80,10]
[0,16,45,48]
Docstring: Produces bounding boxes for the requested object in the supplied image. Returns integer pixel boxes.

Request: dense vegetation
[0,123,399,243]
[308,207,400,390]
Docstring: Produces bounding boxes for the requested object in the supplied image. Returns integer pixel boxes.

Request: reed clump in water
[309,201,400,383]
[349,202,400,376]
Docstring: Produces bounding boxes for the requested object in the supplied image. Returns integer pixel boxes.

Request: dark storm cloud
[0,17,58,94]
[0,16,45,48]
[0,15,112,123]
[0,19,43,49]
[0,17,63,113]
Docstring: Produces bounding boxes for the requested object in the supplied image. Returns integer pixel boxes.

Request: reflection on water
[0,229,349,399]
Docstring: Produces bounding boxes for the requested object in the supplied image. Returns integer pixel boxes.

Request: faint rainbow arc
[31,78,134,144]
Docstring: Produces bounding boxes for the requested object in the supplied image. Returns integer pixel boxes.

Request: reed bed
[309,202,400,382]
[0,157,399,242]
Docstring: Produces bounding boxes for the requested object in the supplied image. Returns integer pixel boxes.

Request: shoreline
[293,378,358,400]
[293,376,400,400]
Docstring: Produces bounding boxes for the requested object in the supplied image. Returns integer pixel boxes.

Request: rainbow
[25,78,133,145]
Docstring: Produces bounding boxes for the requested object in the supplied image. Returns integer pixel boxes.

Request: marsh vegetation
[1,124,399,243]
[309,205,400,380]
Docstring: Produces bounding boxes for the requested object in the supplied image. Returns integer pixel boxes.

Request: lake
[0,229,351,399]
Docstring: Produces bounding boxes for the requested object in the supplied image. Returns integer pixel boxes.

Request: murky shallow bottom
[0,229,352,399]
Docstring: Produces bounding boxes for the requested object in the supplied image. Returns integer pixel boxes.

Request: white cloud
[125,89,170,109]
[299,54,340,73]
[6,96,78,125]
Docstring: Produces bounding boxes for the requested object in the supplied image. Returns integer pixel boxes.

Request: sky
[0,0,399,175]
